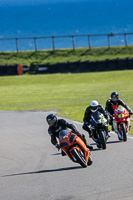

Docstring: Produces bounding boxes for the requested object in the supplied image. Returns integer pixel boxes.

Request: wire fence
[0,32,133,53]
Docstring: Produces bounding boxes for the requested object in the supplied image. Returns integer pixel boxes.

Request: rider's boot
[61,150,66,156]
[81,134,93,150]
[112,125,114,131]
[86,144,93,150]
[87,129,92,138]
[105,126,110,138]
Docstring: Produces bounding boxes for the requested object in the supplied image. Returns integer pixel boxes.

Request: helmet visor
[111,97,117,101]
[47,119,56,126]
[91,106,98,111]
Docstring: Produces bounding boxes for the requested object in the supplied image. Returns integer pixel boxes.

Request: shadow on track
[2,166,81,177]
[90,140,120,146]
[90,140,121,151]
[52,153,61,156]
[106,140,121,144]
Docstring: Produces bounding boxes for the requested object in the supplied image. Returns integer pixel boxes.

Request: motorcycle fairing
[59,130,89,163]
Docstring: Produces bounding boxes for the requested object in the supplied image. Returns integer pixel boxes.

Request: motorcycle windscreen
[59,130,69,139]
[90,111,102,124]
[116,106,125,113]
[59,130,69,147]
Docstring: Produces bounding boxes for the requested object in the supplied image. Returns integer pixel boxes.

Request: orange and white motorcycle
[58,130,93,168]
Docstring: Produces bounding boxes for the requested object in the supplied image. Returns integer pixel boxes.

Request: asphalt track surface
[0,111,133,200]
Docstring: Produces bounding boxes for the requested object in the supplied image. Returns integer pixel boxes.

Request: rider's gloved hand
[55,144,60,151]
[81,134,85,139]
[75,130,80,136]
[85,122,89,125]
[111,115,114,119]
[129,111,133,115]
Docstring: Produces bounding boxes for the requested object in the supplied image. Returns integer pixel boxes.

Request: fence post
[108,34,110,48]
[52,36,55,51]
[16,38,19,53]
[124,33,128,47]
[88,35,91,49]
[34,37,37,51]
[72,36,75,51]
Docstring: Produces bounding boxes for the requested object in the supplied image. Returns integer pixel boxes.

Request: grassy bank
[0,70,133,135]
[1,46,133,66]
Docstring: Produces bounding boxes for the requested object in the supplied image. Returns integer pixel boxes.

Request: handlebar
[129,113,133,117]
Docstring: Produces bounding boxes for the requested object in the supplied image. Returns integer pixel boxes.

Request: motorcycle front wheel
[87,156,93,166]
[71,149,87,168]
[98,130,106,149]
[120,124,127,142]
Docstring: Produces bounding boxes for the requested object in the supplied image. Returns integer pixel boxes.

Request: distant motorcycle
[59,130,93,168]
[113,106,131,141]
[89,111,108,149]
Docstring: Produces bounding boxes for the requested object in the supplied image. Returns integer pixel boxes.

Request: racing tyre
[97,143,101,149]
[98,131,106,149]
[118,136,123,141]
[120,124,127,142]
[87,156,93,166]
[71,149,87,168]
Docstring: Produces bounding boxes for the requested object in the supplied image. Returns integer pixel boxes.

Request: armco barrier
[30,58,133,74]
[0,65,29,76]
[0,58,133,76]
[0,65,17,76]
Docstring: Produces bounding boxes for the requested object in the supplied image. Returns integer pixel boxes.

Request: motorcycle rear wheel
[71,149,87,168]
[120,124,127,142]
[98,131,106,149]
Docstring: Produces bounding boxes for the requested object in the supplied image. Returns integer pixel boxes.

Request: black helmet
[46,113,57,126]
[111,91,119,102]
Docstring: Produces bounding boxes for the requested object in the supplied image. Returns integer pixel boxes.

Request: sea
[0,0,133,51]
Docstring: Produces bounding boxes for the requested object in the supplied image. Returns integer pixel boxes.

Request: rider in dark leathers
[46,113,93,152]
[105,92,133,127]
[82,100,110,138]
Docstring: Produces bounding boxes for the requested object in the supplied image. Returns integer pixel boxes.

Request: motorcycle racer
[105,91,133,128]
[82,100,110,138]
[46,113,93,152]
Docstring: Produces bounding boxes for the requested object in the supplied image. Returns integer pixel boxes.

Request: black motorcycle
[89,111,108,149]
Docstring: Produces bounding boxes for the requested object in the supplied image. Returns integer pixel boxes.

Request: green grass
[0,70,133,135]
[1,46,133,66]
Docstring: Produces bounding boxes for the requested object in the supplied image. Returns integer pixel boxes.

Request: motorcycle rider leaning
[82,100,110,138]
[46,113,93,153]
[105,91,133,128]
